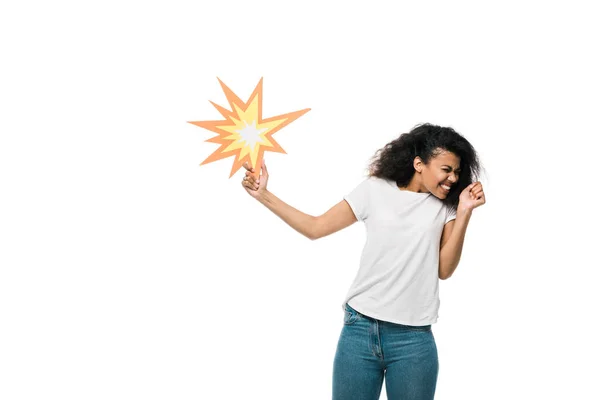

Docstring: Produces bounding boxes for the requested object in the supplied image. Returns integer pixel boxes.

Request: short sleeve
[445,206,457,224]
[343,178,372,221]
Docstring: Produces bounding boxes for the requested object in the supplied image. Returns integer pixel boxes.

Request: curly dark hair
[369,123,482,211]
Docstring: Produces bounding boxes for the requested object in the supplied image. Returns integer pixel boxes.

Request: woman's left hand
[458,182,486,211]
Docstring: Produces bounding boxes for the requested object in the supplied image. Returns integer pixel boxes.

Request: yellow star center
[236,120,268,151]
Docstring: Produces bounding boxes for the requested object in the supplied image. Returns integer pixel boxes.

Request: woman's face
[419,150,461,199]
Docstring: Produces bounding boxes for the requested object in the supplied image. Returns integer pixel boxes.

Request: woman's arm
[242,161,357,240]
[259,193,357,240]
[439,209,472,279]
[438,182,486,280]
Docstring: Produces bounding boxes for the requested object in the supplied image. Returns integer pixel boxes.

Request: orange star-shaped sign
[188,78,310,178]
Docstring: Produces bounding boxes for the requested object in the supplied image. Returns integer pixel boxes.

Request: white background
[1,1,599,399]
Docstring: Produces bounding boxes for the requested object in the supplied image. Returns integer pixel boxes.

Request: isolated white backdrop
[1,1,599,399]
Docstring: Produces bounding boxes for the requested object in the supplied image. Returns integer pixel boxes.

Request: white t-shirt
[342,176,457,326]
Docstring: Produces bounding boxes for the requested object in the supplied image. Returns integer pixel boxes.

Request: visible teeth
[441,185,451,191]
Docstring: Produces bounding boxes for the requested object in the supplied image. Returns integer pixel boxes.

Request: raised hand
[458,181,486,211]
[241,160,269,200]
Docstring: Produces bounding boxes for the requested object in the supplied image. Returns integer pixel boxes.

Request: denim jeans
[332,303,439,400]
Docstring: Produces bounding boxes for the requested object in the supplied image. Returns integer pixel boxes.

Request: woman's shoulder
[347,176,392,197]
[358,176,398,195]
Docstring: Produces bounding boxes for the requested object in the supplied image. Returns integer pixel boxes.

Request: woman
[241,123,485,399]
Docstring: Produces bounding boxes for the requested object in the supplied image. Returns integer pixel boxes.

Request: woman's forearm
[439,208,472,279]
[257,190,318,240]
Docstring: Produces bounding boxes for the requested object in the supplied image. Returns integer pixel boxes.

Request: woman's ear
[413,157,423,173]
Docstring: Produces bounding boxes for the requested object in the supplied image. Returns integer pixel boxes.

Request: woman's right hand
[241,160,269,200]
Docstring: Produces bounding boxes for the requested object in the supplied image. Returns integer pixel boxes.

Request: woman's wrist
[456,206,473,218]
[257,189,272,205]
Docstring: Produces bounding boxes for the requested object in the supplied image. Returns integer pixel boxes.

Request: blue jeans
[332,303,439,400]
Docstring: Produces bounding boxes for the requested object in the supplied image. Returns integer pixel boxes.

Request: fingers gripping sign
[242,160,269,199]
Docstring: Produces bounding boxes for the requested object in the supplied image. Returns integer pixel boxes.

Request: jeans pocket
[405,325,432,332]
[343,304,360,325]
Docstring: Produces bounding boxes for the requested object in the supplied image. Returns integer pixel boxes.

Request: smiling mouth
[440,184,452,191]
